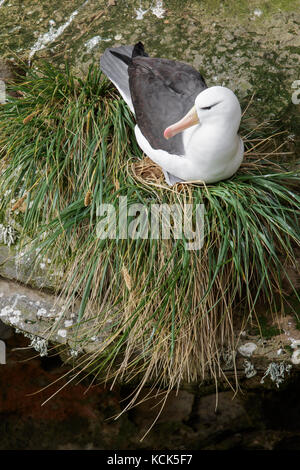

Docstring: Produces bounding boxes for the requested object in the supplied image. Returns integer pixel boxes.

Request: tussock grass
[0,61,299,426]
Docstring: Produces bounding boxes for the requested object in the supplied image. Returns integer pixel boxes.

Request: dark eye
[201,106,212,110]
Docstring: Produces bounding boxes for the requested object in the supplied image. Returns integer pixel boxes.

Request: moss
[284,345,294,355]
[182,0,300,16]
[252,315,283,339]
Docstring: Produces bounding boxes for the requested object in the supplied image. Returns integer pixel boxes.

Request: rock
[1,329,300,449]
[0,330,122,450]
[238,342,257,357]
[194,391,251,435]
[0,59,25,98]
[274,435,300,451]
[131,389,194,428]
[291,350,300,365]
[0,277,116,359]
[0,60,19,82]
[0,319,13,340]
[0,244,62,291]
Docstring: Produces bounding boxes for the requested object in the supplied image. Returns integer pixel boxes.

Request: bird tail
[109,41,148,65]
[132,41,149,58]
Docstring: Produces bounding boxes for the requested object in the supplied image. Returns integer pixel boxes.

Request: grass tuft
[0,61,299,430]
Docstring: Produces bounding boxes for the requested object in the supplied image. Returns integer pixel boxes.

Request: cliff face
[0,0,300,449]
[2,325,300,450]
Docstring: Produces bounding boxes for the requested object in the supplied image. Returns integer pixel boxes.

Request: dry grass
[0,62,299,438]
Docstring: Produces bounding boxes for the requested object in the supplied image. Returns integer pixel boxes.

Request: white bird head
[164,86,242,140]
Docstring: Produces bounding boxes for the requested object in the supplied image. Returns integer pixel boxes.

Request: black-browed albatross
[100,42,244,186]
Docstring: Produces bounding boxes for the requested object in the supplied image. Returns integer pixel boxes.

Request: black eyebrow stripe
[201,101,222,110]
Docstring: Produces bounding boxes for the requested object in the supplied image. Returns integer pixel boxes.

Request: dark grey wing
[128,57,207,155]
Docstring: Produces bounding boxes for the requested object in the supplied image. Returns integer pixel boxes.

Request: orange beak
[164,105,200,140]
